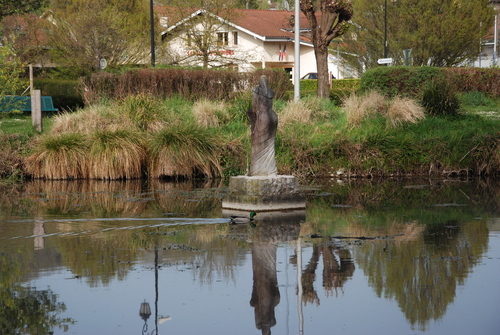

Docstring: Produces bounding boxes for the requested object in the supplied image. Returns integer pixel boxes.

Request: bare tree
[48,0,151,70]
[160,0,246,68]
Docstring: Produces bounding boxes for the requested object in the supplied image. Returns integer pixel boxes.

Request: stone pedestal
[222,175,306,212]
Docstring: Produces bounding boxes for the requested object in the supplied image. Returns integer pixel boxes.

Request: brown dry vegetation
[342,91,425,128]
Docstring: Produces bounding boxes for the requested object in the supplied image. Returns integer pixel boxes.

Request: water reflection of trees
[353,219,488,331]
[0,255,73,334]
[303,178,492,331]
[297,244,355,305]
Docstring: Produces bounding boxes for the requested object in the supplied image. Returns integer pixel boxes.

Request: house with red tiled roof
[159,8,343,80]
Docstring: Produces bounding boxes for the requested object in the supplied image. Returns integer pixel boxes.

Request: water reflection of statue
[250,242,280,335]
[247,75,278,176]
[248,213,302,335]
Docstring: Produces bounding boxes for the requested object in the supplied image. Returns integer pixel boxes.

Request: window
[233,32,238,45]
[217,32,229,46]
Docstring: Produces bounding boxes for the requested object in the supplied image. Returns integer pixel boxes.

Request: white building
[159,8,343,80]
[473,1,499,68]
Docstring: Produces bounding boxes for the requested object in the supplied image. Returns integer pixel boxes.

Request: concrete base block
[222,175,306,211]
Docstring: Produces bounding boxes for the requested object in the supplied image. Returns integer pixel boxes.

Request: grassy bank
[1,91,500,181]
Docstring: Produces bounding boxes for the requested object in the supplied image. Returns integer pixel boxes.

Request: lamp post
[384,0,388,58]
[150,0,155,67]
[383,0,397,60]
[294,0,301,102]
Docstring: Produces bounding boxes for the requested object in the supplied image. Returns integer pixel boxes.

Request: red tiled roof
[231,9,309,39]
[159,7,312,41]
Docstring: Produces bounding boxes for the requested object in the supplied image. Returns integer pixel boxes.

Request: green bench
[0,96,58,112]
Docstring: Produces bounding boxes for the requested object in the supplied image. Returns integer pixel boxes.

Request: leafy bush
[34,79,84,111]
[360,66,500,99]
[421,80,461,116]
[458,91,495,107]
[300,79,317,91]
[360,66,444,98]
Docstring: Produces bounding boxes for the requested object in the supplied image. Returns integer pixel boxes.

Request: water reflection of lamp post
[297,237,304,335]
[139,248,159,335]
[139,300,154,334]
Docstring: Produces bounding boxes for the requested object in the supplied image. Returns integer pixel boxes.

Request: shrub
[81,68,292,104]
[360,66,444,98]
[421,80,461,116]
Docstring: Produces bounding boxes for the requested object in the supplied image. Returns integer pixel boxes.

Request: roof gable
[160,7,312,44]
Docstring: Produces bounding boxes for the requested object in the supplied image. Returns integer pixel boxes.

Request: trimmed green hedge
[34,79,84,111]
[360,66,500,98]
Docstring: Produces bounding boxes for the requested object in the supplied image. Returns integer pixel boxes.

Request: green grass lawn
[0,113,53,135]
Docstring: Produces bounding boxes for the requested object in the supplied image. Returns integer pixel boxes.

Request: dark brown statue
[247,75,278,176]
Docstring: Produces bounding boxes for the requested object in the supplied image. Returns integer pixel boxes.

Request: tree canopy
[0,0,48,19]
[341,0,496,73]
[48,0,152,70]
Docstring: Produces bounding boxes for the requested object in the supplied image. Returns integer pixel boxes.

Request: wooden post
[29,64,34,95]
[32,89,42,132]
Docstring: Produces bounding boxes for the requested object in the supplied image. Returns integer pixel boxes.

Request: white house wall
[162,20,320,80]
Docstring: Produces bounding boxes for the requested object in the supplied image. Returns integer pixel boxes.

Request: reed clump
[147,123,223,179]
[342,90,425,128]
[192,99,229,128]
[277,96,331,130]
[88,130,146,180]
[27,133,90,179]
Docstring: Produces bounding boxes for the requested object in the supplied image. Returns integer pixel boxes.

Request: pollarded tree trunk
[300,0,353,99]
[314,44,331,99]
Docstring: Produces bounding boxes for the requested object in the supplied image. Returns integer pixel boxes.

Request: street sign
[99,58,107,70]
[377,58,393,65]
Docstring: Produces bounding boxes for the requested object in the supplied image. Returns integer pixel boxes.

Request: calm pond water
[0,178,499,335]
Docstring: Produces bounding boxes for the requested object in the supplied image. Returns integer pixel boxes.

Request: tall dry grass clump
[88,130,146,180]
[26,133,90,179]
[342,90,386,126]
[50,105,134,134]
[277,96,329,130]
[192,99,229,127]
[147,123,223,179]
[342,90,425,127]
[386,96,425,127]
